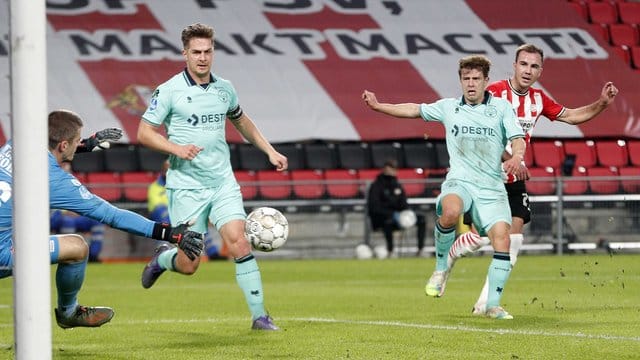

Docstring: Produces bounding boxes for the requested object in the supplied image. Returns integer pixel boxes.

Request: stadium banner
[0,0,638,144]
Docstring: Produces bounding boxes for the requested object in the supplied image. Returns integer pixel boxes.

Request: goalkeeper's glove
[77,128,124,153]
[152,221,204,261]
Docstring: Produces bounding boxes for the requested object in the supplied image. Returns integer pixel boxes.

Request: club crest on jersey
[484,105,497,118]
[217,89,230,103]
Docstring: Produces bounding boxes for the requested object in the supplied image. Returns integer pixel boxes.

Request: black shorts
[505,180,531,224]
[462,180,531,225]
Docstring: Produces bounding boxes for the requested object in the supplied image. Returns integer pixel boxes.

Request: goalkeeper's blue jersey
[141,69,238,189]
[419,92,524,190]
[0,141,156,254]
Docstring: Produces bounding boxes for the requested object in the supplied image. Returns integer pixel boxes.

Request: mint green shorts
[167,179,246,233]
[436,179,511,237]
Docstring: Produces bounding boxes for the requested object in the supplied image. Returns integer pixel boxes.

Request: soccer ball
[397,209,417,229]
[245,207,288,252]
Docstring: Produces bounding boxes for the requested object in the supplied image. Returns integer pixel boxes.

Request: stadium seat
[72,172,88,184]
[568,1,589,22]
[611,45,632,66]
[275,143,305,170]
[619,166,640,193]
[627,140,640,166]
[304,142,338,170]
[595,139,629,167]
[609,24,639,46]
[71,150,105,173]
[588,1,619,24]
[527,167,557,195]
[104,145,139,173]
[336,142,372,170]
[358,168,381,191]
[434,141,450,169]
[324,169,360,198]
[562,166,588,195]
[587,166,621,194]
[618,1,640,25]
[137,147,168,172]
[402,142,438,169]
[524,144,535,167]
[121,171,155,202]
[590,23,610,43]
[86,172,123,201]
[238,144,273,171]
[563,140,597,168]
[396,168,427,197]
[532,140,565,170]
[370,142,404,169]
[631,46,640,68]
[234,170,258,200]
[291,169,325,199]
[256,170,292,200]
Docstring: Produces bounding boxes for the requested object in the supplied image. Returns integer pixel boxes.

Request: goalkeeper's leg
[472,233,523,315]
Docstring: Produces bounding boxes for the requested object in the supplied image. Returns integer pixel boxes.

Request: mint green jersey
[142,70,239,189]
[420,92,524,190]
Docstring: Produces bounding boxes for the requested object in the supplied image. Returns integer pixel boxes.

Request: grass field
[1,253,639,359]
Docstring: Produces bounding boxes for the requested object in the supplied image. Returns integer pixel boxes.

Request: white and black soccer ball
[245,207,289,252]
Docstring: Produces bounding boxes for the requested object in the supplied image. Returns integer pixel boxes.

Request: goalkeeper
[0,109,204,329]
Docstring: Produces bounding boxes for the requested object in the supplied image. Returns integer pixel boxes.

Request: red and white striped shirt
[487,79,565,183]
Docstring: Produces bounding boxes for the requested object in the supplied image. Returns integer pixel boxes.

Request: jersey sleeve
[141,84,171,127]
[540,91,565,120]
[419,100,446,123]
[49,168,155,238]
[500,102,525,140]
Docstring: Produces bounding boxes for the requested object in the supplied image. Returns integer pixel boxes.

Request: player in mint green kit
[362,55,526,319]
[137,23,287,330]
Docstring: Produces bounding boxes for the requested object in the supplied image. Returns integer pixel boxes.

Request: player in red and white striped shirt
[441,44,619,314]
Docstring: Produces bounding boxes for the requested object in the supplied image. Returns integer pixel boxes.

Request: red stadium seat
[532,140,565,170]
[588,1,619,24]
[587,166,621,194]
[590,23,610,43]
[524,145,534,168]
[291,169,325,199]
[256,170,292,200]
[596,139,629,167]
[609,24,640,46]
[563,140,597,168]
[527,167,557,195]
[619,166,640,193]
[72,172,88,184]
[86,172,122,201]
[121,171,155,202]
[235,170,258,200]
[631,46,640,68]
[562,166,588,195]
[618,2,640,25]
[611,45,631,66]
[396,168,427,197]
[628,140,640,166]
[324,169,360,199]
[568,1,589,22]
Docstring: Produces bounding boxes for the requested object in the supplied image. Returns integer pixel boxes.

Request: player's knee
[59,234,89,262]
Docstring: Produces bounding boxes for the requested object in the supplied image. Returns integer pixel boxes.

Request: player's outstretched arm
[76,128,123,153]
[362,90,421,118]
[558,82,618,125]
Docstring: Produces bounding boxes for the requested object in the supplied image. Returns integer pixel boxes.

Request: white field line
[1,317,636,343]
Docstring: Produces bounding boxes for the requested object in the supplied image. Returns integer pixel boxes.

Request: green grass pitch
[1,254,639,359]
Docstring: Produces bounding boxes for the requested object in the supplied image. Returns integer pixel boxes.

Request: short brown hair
[181,23,214,49]
[515,43,544,62]
[48,110,82,150]
[458,55,491,78]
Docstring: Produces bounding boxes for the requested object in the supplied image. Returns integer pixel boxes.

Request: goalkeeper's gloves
[152,221,204,261]
[77,128,124,153]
